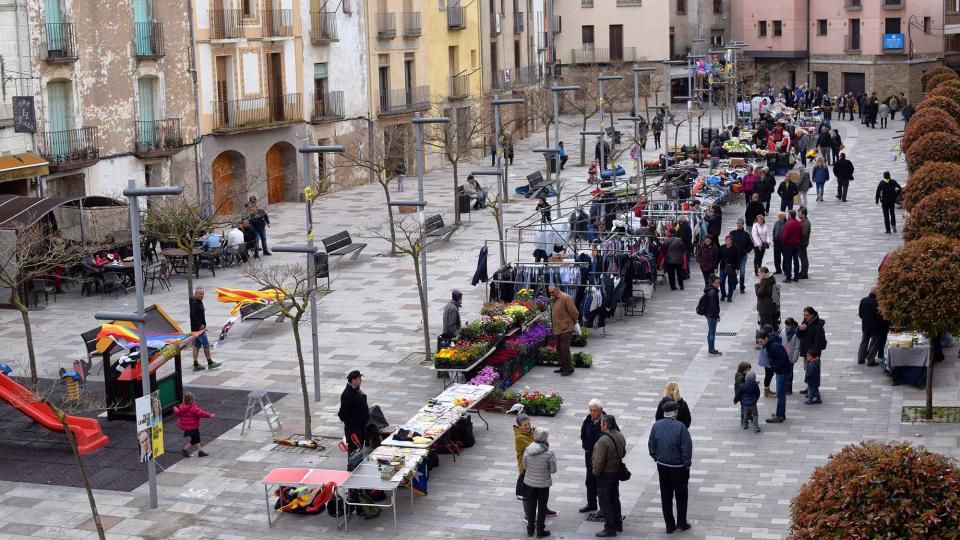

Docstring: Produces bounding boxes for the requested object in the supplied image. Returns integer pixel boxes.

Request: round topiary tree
[903,162,960,211]
[904,187,960,241]
[924,70,960,93]
[921,66,956,89]
[790,441,960,540]
[939,78,960,92]
[899,108,960,154]
[916,95,960,123]
[878,234,960,418]
[905,131,960,173]
[926,85,960,107]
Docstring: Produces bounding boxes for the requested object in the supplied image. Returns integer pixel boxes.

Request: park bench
[424,214,458,243]
[321,231,367,264]
[521,171,558,199]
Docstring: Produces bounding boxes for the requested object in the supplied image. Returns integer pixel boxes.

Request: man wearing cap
[549,284,580,377]
[648,400,693,534]
[337,370,369,458]
[441,290,463,348]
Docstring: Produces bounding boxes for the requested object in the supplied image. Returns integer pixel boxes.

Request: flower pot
[477,397,519,413]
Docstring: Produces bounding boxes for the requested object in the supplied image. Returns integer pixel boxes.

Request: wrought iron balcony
[311,11,338,42]
[514,12,524,33]
[38,127,100,171]
[213,93,302,132]
[262,9,293,38]
[377,12,396,39]
[492,65,540,90]
[449,75,469,98]
[44,22,78,63]
[448,6,466,30]
[209,9,244,39]
[379,85,430,116]
[134,22,164,59]
[311,91,344,122]
[134,118,184,158]
[570,47,636,64]
[403,12,421,37]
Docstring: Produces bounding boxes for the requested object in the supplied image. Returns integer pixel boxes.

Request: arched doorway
[211,150,246,215]
[266,141,297,204]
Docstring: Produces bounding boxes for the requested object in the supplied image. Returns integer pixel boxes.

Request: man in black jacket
[858,289,886,366]
[729,219,753,294]
[816,127,833,165]
[189,288,220,371]
[338,370,370,457]
[797,307,827,394]
[702,275,722,355]
[832,153,855,202]
[758,168,776,215]
[875,171,903,234]
[579,399,605,514]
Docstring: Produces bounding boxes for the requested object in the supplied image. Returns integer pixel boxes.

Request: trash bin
[544,153,557,173]
[458,193,472,213]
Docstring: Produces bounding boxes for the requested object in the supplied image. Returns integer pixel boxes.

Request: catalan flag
[215,287,286,314]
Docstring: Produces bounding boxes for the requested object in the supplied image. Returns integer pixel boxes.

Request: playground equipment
[0,372,109,455]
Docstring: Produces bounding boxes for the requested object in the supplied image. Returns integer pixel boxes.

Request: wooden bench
[424,214,458,243]
[525,171,558,199]
[321,231,367,263]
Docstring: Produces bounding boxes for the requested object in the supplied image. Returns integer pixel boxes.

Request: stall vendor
[338,370,369,455]
[441,290,463,343]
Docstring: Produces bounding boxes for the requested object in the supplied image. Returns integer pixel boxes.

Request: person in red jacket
[780,210,803,283]
[174,392,214,458]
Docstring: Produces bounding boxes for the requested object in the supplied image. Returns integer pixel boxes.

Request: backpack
[695,293,708,316]
[355,493,381,519]
[771,283,781,306]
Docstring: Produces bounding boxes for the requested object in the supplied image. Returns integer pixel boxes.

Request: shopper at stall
[190,288,220,371]
[662,234,686,291]
[516,413,559,523]
[757,326,792,424]
[523,427,557,538]
[338,370,369,456]
[771,212,786,274]
[440,290,463,347]
[816,127,833,166]
[811,157,830,202]
[593,414,627,537]
[858,288,885,367]
[798,207,812,280]
[750,215,769,275]
[579,399,605,515]
[875,171,902,234]
[654,382,693,427]
[648,401,693,534]
[755,266,780,331]
[781,210,803,282]
[796,165,812,208]
[730,219,753,295]
[705,204,723,241]
[745,194,765,231]
[549,284,579,376]
[697,235,721,286]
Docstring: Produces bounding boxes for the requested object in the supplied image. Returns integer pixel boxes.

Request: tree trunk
[13,292,38,382]
[544,122,551,148]
[177,238,195,303]
[580,117,588,166]
[379,179,398,257]
[925,333,941,420]
[50,403,106,540]
[289,320,313,438]
[451,160,461,226]
[411,254,431,364]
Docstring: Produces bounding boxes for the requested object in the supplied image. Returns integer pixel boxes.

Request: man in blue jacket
[757,326,792,423]
[648,400,693,534]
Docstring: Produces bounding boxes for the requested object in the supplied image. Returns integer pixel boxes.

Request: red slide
[0,373,109,455]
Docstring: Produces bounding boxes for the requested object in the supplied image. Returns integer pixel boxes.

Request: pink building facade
[732,0,944,104]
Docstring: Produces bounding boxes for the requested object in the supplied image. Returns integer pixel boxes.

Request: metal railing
[44,22,78,62]
[883,0,905,7]
[582,0,594,6]
[403,11,421,37]
[844,0,862,9]
[377,12,396,38]
[448,6,466,29]
[617,0,643,5]
[492,65,540,90]
[312,91,344,121]
[134,22,164,58]
[311,11,338,42]
[514,11,524,33]
[845,33,861,52]
[209,9,244,39]
[213,93,302,131]
[491,13,502,35]
[570,47,636,64]
[449,74,469,98]
[134,118,183,155]
[38,127,100,168]
[262,9,293,37]
[379,85,430,115]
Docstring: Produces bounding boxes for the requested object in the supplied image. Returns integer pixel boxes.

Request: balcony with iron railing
[213,93,302,132]
[844,0,862,9]
[44,22,78,63]
[311,11,338,42]
[311,91,344,122]
[448,6,466,30]
[570,47,636,64]
[882,0,905,8]
[403,11,421,37]
[449,74,469,98]
[845,33,861,52]
[379,85,430,116]
[209,9,244,39]
[617,0,643,5]
[37,126,100,171]
[514,12,524,33]
[377,12,397,38]
[491,13,502,36]
[582,0,594,6]
[134,22,164,59]
[134,118,184,158]
[261,9,293,38]
[492,65,540,90]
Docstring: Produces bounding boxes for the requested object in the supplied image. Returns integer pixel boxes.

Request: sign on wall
[12,97,36,134]
[883,33,905,50]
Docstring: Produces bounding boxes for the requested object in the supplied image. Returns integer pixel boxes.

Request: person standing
[798,130,814,167]
[189,288,220,371]
[796,165,812,208]
[730,219,753,295]
[395,163,407,191]
[549,284,579,376]
[777,174,798,213]
[750,215,769,275]
[858,288,885,367]
[247,198,271,256]
[830,130,843,166]
[759,168,776,215]
[580,400,605,514]
[797,306,828,395]
[652,114,663,149]
[718,235,740,302]
[742,167,759,203]
[338,370,369,461]
[755,266,780,331]
[558,142,568,170]
[875,171,903,234]
[888,93,901,121]
[655,382,693,427]
[878,101,890,129]
[705,204,723,241]
[771,212,786,274]
[516,414,558,522]
[832,152,854,202]
[522,427,557,538]
[648,401,693,534]
[440,290,463,347]
[780,210,803,283]
[697,235,720,287]
[816,127,833,166]
[700,274,722,355]
[901,100,915,124]
[536,196,552,223]
[797,207,812,280]
[593,414,627,537]
[745,193,765,230]
[595,136,611,171]
[662,235,686,291]
[757,326,791,423]
[811,157,829,202]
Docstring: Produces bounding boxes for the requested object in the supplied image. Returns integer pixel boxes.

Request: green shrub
[904,187,960,241]
[903,162,960,211]
[905,131,960,173]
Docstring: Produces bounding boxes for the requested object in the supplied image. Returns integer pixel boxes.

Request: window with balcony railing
[379,85,430,115]
[44,22,78,62]
[312,91,344,121]
[210,9,244,39]
[311,11,338,42]
[135,118,183,156]
[449,74,469,98]
[448,6,465,29]
[514,12,524,33]
[570,47,636,64]
[213,94,302,131]
[582,0,594,6]
[262,9,293,38]
[403,12,421,37]
[377,12,397,38]
[134,22,164,58]
[883,0,904,8]
[38,126,100,169]
[844,0,862,9]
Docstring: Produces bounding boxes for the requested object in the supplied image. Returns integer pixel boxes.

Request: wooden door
[215,56,230,126]
[268,52,283,121]
[266,145,285,204]
[610,24,623,61]
[211,153,234,214]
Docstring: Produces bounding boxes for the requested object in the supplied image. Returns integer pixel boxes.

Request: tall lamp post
[597,73,624,183]
[492,96,525,217]
[533,83,579,216]
[662,60,685,160]
[94,180,183,511]
[469,168,505,265]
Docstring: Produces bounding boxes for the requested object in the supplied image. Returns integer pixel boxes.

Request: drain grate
[585,513,625,524]
[716,331,738,336]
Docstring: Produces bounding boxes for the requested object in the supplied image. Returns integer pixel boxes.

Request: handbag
[516,473,527,500]
[761,241,770,250]
[604,433,631,481]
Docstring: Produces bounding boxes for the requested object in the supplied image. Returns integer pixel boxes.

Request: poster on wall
[135,391,163,461]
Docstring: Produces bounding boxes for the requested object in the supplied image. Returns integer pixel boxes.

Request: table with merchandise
[380,384,493,449]
[338,446,430,534]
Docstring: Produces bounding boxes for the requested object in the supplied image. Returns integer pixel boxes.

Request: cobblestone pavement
[0,111,958,540]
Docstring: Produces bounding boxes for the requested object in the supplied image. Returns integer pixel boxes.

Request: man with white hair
[648,401,693,534]
[579,399,605,514]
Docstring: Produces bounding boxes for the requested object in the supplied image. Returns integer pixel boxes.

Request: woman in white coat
[750,214,770,276]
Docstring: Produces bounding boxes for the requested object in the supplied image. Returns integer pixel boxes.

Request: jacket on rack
[471,246,488,286]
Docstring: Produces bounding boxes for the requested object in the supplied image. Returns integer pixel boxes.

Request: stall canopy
[0,153,49,184]
[0,194,126,237]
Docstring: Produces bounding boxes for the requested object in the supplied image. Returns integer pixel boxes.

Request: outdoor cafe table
[160,247,203,276]
[380,384,494,449]
[102,260,136,289]
[260,467,351,527]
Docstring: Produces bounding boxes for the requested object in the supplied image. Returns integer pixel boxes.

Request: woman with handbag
[593,414,628,537]
[750,215,770,276]
[523,427,557,538]
[515,414,556,526]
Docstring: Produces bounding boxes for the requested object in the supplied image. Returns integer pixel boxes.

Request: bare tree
[668,106,707,147]
[0,224,94,381]
[528,85,556,148]
[423,100,489,225]
[563,66,606,166]
[636,69,665,122]
[242,262,322,439]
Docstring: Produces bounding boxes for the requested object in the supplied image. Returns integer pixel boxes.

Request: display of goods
[519,388,564,416]
[536,346,559,365]
[480,301,508,317]
[572,352,593,368]
[506,323,551,355]
[477,389,519,413]
[467,366,500,386]
[571,328,592,347]
[487,348,519,366]
[503,304,531,325]
[433,341,491,369]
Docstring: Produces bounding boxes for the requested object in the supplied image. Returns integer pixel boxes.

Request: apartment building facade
[670,0,731,60]
[483,0,543,93]
[16,0,198,200]
[732,0,944,104]
[946,0,960,71]
[553,0,670,70]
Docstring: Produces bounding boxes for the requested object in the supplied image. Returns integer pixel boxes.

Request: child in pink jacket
[174,392,214,457]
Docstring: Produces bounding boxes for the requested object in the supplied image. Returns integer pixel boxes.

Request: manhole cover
[717,331,738,337]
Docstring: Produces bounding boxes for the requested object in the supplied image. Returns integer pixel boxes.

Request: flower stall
[519,387,564,416]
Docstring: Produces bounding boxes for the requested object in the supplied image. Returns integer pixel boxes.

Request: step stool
[241,390,281,435]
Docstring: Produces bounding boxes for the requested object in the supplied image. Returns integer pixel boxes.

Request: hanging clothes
[471,246,488,286]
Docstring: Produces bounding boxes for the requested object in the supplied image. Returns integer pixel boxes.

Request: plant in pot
[572,352,593,368]
[537,345,559,365]
[520,388,564,416]
[571,327,592,347]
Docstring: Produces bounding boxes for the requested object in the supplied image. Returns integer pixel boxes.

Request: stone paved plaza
[0,111,959,540]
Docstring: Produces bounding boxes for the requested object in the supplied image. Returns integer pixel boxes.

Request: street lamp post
[533,84,579,216]
[469,169,505,265]
[95,180,183,511]
[492,95,525,260]
[597,74,623,185]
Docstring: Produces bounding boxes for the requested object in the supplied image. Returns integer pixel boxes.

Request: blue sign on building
[883,33,905,50]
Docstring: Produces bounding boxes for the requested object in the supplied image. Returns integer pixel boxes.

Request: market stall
[380,384,494,449]
[882,332,930,387]
[261,468,351,527]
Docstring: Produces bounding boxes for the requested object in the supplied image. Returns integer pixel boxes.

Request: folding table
[260,468,351,527]
[338,461,413,535]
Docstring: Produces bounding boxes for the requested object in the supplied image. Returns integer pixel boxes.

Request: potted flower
[467,365,500,386]
[571,328,592,347]
[572,352,593,368]
[503,304,531,326]
[537,346,559,365]
[478,389,519,413]
[480,301,508,317]
[515,288,536,301]
[519,387,564,416]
